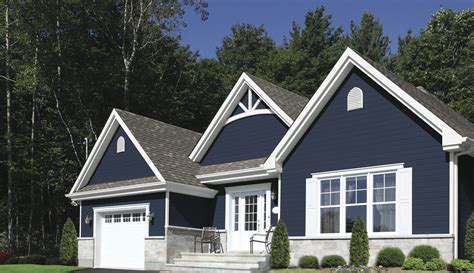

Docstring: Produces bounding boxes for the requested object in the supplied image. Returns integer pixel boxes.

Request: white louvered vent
[347,87,363,111]
[116,136,125,153]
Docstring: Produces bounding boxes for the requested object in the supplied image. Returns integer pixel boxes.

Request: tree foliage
[465,213,474,261]
[349,217,369,266]
[350,12,390,63]
[59,218,77,265]
[271,219,290,268]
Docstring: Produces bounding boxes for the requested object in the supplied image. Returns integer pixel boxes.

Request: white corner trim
[311,163,404,178]
[68,110,166,195]
[166,181,218,198]
[189,73,294,163]
[197,166,280,185]
[66,182,166,201]
[165,191,169,227]
[264,47,465,170]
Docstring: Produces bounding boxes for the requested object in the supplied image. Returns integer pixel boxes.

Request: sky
[180,0,473,59]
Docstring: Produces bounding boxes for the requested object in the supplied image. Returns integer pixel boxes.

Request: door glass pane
[234,196,239,231]
[263,193,267,230]
[320,207,339,233]
[373,204,396,232]
[245,195,258,231]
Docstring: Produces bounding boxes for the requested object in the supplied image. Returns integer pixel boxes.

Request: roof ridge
[244,72,308,100]
[114,108,202,136]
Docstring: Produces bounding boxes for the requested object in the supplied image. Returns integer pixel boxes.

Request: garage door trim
[93,203,150,269]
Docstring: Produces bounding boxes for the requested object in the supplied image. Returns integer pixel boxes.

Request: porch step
[165,252,270,273]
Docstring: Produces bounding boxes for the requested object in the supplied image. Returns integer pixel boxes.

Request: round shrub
[4,256,18,264]
[271,219,290,268]
[350,217,369,266]
[299,255,319,268]
[465,213,474,262]
[60,218,78,265]
[321,255,346,268]
[408,245,440,262]
[376,247,405,267]
[451,259,474,272]
[45,257,64,265]
[425,258,447,271]
[403,257,425,270]
[18,255,46,265]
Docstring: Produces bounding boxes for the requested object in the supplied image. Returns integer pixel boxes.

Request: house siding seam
[168,192,213,228]
[87,126,155,186]
[281,68,450,236]
[80,192,165,237]
[458,155,474,258]
[209,179,278,229]
[200,114,288,165]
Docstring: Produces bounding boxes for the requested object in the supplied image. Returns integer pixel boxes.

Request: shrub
[425,258,447,271]
[45,257,64,265]
[271,219,290,268]
[18,255,46,265]
[0,250,11,264]
[299,255,319,268]
[376,247,405,267]
[349,217,369,266]
[403,257,425,270]
[321,255,346,268]
[4,256,18,264]
[465,213,474,262]
[60,218,78,265]
[408,245,440,262]
[451,259,474,272]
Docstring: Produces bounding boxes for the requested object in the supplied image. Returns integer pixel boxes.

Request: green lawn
[0,264,85,273]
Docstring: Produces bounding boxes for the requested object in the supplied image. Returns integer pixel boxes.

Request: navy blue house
[67,48,474,270]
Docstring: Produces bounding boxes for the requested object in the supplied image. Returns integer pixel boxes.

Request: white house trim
[68,109,166,195]
[189,73,294,162]
[225,109,273,125]
[310,163,405,178]
[165,191,169,227]
[67,182,166,201]
[166,181,217,198]
[197,166,280,185]
[264,47,466,171]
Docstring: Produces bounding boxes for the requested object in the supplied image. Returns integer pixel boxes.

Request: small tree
[60,218,78,265]
[465,213,474,261]
[271,219,290,268]
[350,217,369,266]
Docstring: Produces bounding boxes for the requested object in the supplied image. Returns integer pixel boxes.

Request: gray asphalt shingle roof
[198,158,267,175]
[246,73,309,121]
[79,176,159,192]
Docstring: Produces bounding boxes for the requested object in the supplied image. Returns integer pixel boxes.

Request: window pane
[373,204,396,232]
[374,189,384,202]
[374,174,384,188]
[357,190,367,203]
[347,178,356,190]
[357,176,367,189]
[331,180,340,192]
[346,205,366,233]
[321,193,331,206]
[321,207,339,233]
[346,191,356,204]
[321,180,331,193]
[123,213,131,222]
[385,188,396,202]
[234,196,239,231]
[245,195,258,231]
[331,193,340,205]
[114,214,121,223]
[385,173,396,187]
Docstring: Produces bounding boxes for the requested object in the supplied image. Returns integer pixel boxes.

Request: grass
[0,264,85,273]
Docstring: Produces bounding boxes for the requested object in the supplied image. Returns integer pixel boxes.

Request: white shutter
[306,178,318,236]
[396,167,412,235]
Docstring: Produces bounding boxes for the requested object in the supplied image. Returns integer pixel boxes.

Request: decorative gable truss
[189,73,294,163]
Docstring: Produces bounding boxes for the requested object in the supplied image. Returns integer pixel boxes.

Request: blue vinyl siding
[458,155,474,258]
[169,193,212,228]
[80,193,165,237]
[210,180,278,229]
[201,115,288,165]
[281,68,449,236]
[87,127,155,185]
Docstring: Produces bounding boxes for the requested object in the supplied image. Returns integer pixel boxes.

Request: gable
[280,68,450,236]
[86,126,155,186]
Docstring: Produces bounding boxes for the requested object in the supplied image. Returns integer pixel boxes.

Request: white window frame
[319,178,341,234]
[306,163,411,238]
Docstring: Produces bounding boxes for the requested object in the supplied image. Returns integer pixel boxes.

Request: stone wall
[78,238,94,267]
[145,237,166,270]
[289,235,454,267]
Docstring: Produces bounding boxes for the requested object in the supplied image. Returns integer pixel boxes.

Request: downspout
[453,138,474,258]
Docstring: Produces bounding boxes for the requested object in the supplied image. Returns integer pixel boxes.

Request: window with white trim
[133,212,141,222]
[305,164,412,236]
[105,215,112,223]
[123,213,131,222]
[113,214,121,223]
[117,136,125,153]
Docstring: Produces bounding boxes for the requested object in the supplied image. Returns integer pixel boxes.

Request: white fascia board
[265,47,466,169]
[68,109,165,195]
[66,182,166,201]
[197,166,280,185]
[166,181,218,198]
[189,73,294,162]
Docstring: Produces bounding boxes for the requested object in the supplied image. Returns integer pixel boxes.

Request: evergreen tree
[465,213,474,261]
[350,12,390,63]
[271,219,290,268]
[60,218,78,265]
[350,217,369,266]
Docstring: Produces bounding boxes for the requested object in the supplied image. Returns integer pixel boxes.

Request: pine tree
[350,217,369,266]
[60,218,78,265]
[271,219,290,268]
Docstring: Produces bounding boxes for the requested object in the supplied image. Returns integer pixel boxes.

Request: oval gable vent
[347,87,363,111]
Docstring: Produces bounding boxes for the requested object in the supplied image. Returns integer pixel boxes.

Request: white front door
[227,186,271,252]
[96,209,148,269]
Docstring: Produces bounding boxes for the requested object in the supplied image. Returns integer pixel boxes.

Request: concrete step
[179,252,269,263]
[173,258,268,269]
[165,263,269,273]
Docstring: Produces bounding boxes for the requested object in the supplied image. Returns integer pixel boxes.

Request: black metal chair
[194,227,223,253]
[250,226,273,254]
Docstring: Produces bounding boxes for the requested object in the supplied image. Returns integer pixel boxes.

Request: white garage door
[97,210,148,269]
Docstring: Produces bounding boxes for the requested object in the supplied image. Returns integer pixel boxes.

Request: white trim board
[264,47,468,171]
[189,73,294,163]
[197,166,280,185]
